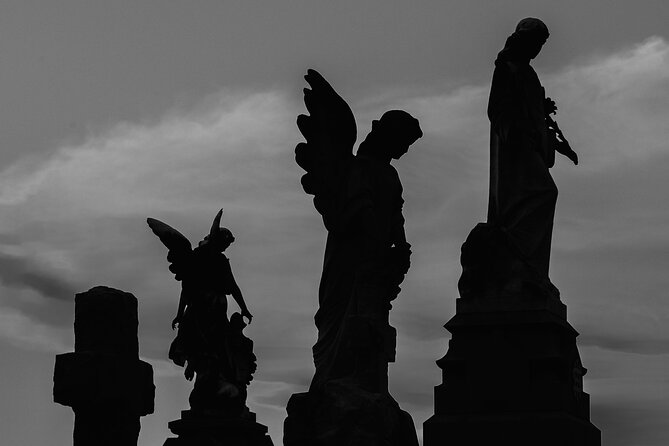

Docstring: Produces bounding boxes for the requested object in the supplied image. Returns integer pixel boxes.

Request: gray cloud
[395,310,450,342]
[580,334,669,355]
[0,36,666,446]
[592,399,669,446]
[252,385,303,411]
[0,252,77,301]
[550,240,669,356]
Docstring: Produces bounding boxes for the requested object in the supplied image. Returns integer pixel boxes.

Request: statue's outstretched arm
[231,288,253,325]
[227,265,253,324]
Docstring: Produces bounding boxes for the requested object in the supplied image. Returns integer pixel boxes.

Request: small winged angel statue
[295,69,422,393]
[147,210,256,414]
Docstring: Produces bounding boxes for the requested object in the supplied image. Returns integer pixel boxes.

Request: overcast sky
[1,1,668,445]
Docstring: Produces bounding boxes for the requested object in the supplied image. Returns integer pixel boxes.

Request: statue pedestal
[423,296,600,446]
[284,380,418,446]
[164,410,273,446]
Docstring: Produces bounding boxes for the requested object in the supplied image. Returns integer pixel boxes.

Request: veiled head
[502,17,550,61]
[516,17,549,37]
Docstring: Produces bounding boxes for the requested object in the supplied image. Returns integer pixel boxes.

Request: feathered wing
[147,218,193,281]
[295,69,357,229]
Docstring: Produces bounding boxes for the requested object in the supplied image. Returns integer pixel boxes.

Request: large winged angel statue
[147,210,256,414]
[295,69,422,393]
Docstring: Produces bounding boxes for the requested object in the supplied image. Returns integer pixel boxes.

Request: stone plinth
[284,380,418,446]
[164,410,273,446]
[423,295,600,446]
[53,286,155,446]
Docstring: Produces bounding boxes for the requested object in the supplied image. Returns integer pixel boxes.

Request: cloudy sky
[1,1,668,445]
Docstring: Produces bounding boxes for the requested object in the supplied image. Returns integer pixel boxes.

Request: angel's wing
[295,69,357,229]
[147,218,193,281]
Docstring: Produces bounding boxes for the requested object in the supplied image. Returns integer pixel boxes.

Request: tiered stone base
[284,380,418,446]
[164,410,273,446]
[423,296,600,446]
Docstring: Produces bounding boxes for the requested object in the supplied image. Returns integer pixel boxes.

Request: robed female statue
[460,18,578,300]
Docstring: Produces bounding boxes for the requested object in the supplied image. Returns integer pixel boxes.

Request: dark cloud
[0,33,666,446]
[395,311,451,342]
[592,399,669,446]
[579,334,669,356]
[551,239,669,358]
[0,252,77,301]
[240,347,315,411]
[555,242,669,296]
[253,385,302,410]
[555,154,669,230]
[0,233,20,244]
[253,346,314,388]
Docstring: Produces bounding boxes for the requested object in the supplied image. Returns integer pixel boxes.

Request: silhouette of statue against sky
[285,69,422,446]
[425,19,600,446]
[297,69,422,393]
[147,210,256,415]
[460,17,578,300]
[149,211,273,445]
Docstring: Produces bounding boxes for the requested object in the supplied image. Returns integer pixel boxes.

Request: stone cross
[54,286,155,446]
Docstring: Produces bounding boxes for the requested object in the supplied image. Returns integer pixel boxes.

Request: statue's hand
[171,316,180,330]
[241,309,253,325]
[554,137,578,166]
[565,147,579,165]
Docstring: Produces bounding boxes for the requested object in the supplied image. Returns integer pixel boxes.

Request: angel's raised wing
[295,69,357,230]
[147,218,193,281]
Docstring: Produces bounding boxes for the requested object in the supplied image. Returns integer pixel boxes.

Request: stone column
[53,286,155,446]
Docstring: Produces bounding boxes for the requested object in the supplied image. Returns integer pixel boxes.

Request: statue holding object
[424,20,600,446]
[460,18,578,300]
[147,210,256,416]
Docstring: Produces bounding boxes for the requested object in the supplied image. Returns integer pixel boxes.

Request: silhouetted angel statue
[295,69,422,393]
[147,210,256,414]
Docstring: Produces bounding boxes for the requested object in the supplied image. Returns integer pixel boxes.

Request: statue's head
[199,209,235,251]
[503,18,549,61]
[361,110,423,160]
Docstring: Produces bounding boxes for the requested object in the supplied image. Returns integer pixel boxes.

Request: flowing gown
[487,53,557,279]
[311,153,406,390]
[169,248,253,385]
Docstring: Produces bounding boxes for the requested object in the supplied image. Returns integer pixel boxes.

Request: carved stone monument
[53,286,155,446]
[284,69,422,446]
[148,211,273,446]
[423,19,600,446]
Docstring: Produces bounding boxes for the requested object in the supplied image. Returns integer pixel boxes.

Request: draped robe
[310,152,406,390]
[487,53,557,279]
[169,248,254,389]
